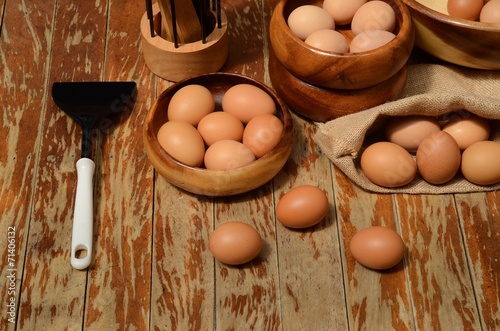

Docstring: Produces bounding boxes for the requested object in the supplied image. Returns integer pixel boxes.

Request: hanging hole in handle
[74,245,88,259]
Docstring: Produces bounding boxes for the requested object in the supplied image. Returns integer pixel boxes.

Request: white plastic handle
[71,158,95,270]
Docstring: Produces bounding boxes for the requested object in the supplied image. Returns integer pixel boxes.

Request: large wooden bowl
[269,51,408,122]
[269,0,414,90]
[402,0,500,69]
[143,73,293,196]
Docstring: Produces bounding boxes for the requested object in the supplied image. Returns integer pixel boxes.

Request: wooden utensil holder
[141,3,229,82]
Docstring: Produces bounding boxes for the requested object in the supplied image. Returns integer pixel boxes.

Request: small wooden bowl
[403,0,500,69]
[269,51,407,122]
[269,0,414,90]
[141,3,229,82]
[143,73,293,196]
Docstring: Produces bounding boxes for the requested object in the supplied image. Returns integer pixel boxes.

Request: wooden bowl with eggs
[402,0,500,69]
[269,0,415,90]
[143,73,293,196]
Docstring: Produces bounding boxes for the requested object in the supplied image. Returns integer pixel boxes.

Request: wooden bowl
[143,73,293,196]
[269,0,414,90]
[402,0,500,69]
[269,51,408,122]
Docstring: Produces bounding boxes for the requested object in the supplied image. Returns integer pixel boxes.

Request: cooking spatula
[51,81,137,270]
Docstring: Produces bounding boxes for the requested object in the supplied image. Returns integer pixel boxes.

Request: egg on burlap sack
[313,64,500,194]
[416,131,462,185]
[461,141,500,185]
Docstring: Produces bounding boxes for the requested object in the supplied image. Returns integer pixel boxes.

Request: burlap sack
[314,63,500,194]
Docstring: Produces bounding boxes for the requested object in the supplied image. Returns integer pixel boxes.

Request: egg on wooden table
[349,226,405,270]
[276,185,329,229]
[209,221,263,265]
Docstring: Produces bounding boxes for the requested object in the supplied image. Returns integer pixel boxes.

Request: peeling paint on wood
[1,0,498,330]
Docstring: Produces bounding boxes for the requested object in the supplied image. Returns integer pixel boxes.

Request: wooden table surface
[1,0,499,330]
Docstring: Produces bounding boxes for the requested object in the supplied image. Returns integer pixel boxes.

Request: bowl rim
[275,0,414,58]
[403,0,500,32]
[144,72,293,175]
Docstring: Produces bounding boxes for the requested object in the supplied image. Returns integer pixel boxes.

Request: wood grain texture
[455,192,500,331]
[396,194,481,331]
[0,1,55,330]
[1,0,499,330]
[84,0,155,329]
[274,118,348,330]
[333,168,413,331]
[16,0,108,329]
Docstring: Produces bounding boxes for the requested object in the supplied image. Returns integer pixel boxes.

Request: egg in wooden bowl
[402,0,500,69]
[143,73,293,196]
[268,0,414,121]
[269,0,415,90]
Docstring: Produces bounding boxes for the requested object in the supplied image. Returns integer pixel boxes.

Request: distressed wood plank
[455,191,500,331]
[333,168,414,331]
[210,1,282,329]
[149,75,216,331]
[16,0,108,329]
[83,0,156,329]
[273,117,348,330]
[213,189,281,330]
[396,194,482,331]
[0,1,55,330]
[2,0,500,330]
[150,134,215,330]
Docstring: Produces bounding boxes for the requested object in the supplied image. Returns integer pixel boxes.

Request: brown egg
[349,30,396,53]
[480,0,500,23]
[197,111,244,146]
[204,140,256,170]
[209,222,262,265]
[385,115,441,152]
[222,84,276,124]
[461,141,500,185]
[323,0,367,25]
[447,0,484,21]
[416,131,461,185]
[360,142,417,188]
[167,84,215,126]
[442,113,490,150]
[157,121,205,167]
[243,114,284,158]
[287,5,335,40]
[349,226,405,270]
[351,1,396,35]
[276,185,329,228]
[305,29,349,53]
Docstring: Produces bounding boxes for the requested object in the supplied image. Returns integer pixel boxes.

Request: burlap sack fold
[314,63,500,194]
